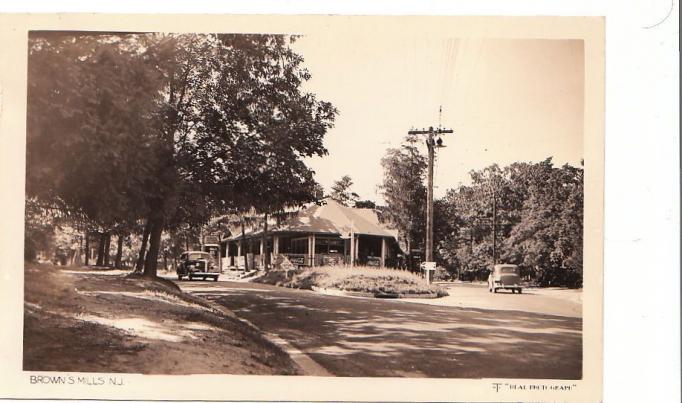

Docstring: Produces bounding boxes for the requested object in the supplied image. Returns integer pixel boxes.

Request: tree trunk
[143,213,164,278]
[103,232,111,266]
[241,217,248,271]
[262,212,269,270]
[135,220,151,272]
[84,232,90,266]
[163,252,168,271]
[96,232,105,266]
[405,237,411,271]
[114,234,124,268]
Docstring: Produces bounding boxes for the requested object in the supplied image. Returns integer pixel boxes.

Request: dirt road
[179,280,582,379]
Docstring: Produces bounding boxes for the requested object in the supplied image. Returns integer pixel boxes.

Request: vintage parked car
[177,251,220,281]
[488,264,523,294]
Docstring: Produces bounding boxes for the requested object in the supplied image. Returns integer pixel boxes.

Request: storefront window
[315,237,344,254]
[290,238,307,254]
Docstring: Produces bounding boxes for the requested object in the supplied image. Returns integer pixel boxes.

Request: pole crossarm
[408,127,454,136]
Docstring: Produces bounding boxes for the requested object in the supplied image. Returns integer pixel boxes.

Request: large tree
[26,33,336,278]
[329,175,359,207]
[380,138,427,255]
[501,159,583,284]
[435,158,583,286]
[27,33,164,265]
[135,34,336,277]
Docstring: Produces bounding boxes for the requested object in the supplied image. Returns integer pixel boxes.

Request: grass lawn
[256,265,448,297]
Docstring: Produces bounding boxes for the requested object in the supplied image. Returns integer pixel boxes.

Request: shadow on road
[189,283,582,379]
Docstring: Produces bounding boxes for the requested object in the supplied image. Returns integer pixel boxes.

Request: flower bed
[255,265,448,298]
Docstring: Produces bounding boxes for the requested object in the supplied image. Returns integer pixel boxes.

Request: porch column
[310,234,316,267]
[273,235,279,255]
[350,236,355,267]
[355,235,360,260]
[344,238,348,265]
[381,237,387,267]
[259,238,264,268]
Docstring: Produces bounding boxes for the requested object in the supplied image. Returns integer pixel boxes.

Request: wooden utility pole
[408,114,453,263]
[492,194,497,265]
[483,168,500,266]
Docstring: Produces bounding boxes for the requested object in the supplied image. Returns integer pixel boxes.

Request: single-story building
[221,199,402,269]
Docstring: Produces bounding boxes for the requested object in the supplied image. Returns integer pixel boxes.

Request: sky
[292,36,584,203]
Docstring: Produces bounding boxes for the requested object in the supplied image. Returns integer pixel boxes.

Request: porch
[221,232,398,270]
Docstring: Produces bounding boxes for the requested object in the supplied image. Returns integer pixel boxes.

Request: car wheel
[177,275,182,281]
[213,276,218,282]
[188,274,193,281]
[493,288,498,293]
[518,288,522,294]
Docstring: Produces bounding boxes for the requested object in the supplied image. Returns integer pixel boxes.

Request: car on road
[177,251,220,281]
[488,264,522,294]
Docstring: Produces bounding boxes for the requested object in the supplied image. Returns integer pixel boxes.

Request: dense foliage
[26,33,336,276]
[379,138,427,255]
[436,158,584,287]
[378,133,583,287]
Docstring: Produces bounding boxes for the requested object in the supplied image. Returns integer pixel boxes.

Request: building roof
[227,199,397,241]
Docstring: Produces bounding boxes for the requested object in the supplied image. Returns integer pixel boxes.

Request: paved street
[404,282,582,318]
[177,280,582,379]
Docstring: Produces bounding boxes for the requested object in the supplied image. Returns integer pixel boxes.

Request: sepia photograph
[1,13,609,402]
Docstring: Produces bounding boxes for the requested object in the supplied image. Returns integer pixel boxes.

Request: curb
[232,315,332,377]
[400,293,443,299]
[311,286,442,299]
[180,285,331,377]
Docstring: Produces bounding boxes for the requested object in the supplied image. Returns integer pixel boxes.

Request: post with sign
[421,261,436,285]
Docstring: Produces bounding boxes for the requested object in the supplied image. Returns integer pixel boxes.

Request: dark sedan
[177,251,220,281]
